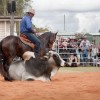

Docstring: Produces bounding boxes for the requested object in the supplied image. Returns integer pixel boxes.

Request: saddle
[20,34,35,49]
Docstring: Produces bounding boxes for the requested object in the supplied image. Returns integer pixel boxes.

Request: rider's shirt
[20,15,33,33]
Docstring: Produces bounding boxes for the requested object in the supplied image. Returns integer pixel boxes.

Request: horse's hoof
[26,78,34,81]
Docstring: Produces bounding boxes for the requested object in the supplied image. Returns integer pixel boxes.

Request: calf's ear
[42,56,48,60]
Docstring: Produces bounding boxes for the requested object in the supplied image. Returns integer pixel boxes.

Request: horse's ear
[55,32,58,36]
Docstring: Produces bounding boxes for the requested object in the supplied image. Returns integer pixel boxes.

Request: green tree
[0,0,7,16]
[0,0,32,16]
[35,27,49,33]
[15,0,33,16]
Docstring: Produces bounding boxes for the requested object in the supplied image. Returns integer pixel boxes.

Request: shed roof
[89,33,100,36]
[57,31,75,36]
[57,32,100,36]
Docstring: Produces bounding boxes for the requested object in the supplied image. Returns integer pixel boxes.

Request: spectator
[67,54,80,67]
[81,42,89,66]
[59,38,64,48]
[76,46,80,61]
[97,43,100,59]
[90,44,98,66]
[91,44,98,59]
[98,43,100,51]
[80,36,91,48]
[67,43,73,55]
[98,43,100,55]
[62,39,68,50]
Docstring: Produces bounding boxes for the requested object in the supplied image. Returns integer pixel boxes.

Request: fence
[53,35,100,67]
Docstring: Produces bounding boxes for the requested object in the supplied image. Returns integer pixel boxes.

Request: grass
[59,66,100,73]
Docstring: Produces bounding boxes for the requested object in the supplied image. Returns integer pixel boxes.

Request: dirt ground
[0,71,100,100]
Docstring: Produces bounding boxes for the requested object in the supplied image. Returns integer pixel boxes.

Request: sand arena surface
[0,71,100,100]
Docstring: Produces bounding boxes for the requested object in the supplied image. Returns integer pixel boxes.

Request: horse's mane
[38,32,53,40]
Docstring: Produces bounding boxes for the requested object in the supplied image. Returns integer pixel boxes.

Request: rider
[20,8,40,54]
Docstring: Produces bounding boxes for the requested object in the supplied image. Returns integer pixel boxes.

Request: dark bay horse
[0,32,57,81]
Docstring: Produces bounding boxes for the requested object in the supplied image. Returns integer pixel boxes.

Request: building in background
[89,33,100,45]
[0,16,21,41]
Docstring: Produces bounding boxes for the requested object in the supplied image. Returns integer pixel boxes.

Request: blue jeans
[82,53,88,65]
[22,33,40,53]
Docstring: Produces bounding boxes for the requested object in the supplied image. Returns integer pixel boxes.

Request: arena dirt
[0,72,100,100]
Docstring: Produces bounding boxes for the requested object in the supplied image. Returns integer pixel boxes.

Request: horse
[0,32,57,81]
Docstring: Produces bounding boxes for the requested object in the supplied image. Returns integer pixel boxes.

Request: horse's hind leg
[0,64,8,80]
[0,54,11,81]
[26,78,34,81]
[0,61,12,81]
[3,58,13,81]
[3,64,13,81]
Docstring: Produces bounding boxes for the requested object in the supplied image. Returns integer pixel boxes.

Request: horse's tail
[0,40,3,64]
[0,40,7,77]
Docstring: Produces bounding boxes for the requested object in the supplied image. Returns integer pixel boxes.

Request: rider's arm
[25,17,34,33]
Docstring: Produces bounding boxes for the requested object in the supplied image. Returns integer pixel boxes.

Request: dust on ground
[0,69,100,100]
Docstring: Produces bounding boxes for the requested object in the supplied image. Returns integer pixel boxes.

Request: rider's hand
[33,29,36,34]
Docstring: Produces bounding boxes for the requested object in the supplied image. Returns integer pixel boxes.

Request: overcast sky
[30,0,100,33]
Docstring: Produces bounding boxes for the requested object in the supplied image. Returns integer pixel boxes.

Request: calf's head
[22,51,65,67]
[47,51,65,67]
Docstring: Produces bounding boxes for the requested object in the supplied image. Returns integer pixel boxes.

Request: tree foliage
[0,0,32,16]
[15,0,33,16]
[0,0,6,15]
[35,27,49,33]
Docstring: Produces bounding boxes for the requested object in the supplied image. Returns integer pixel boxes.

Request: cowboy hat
[27,9,35,15]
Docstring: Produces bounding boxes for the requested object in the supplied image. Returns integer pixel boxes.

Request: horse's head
[38,31,57,57]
